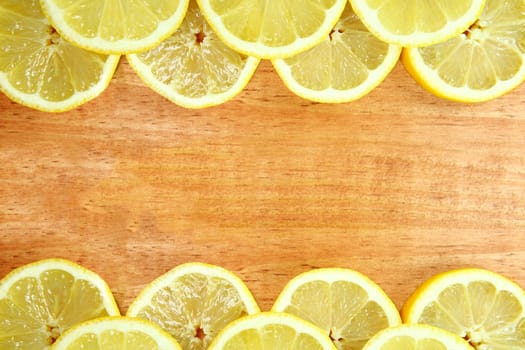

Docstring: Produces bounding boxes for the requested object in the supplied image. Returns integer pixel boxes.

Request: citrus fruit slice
[195,0,347,59]
[402,0,525,102]
[362,324,473,350]
[208,312,338,350]
[272,268,401,350]
[272,3,401,103]
[126,262,260,350]
[52,316,182,350]
[0,258,120,349]
[0,0,119,112]
[127,0,260,109]
[349,0,486,47]
[402,268,525,349]
[39,0,190,54]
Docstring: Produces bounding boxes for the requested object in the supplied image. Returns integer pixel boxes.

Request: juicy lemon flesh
[0,270,112,349]
[416,281,525,349]
[281,280,391,350]
[405,0,525,100]
[281,5,392,92]
[131,273,251,350]
[205,0,339,47]
[0,0,114,108]
[46,0,181,42]
[364,0,475,36]
[65,330,159,350]
[222,324,326,350]
[132,0,254,99]
[378,336,447,350]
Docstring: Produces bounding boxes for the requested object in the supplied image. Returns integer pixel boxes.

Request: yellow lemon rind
[362,323,473,350]
[52,316,182,350]
[39,0,190,54]
[272,45,401,103]
[195,0,347,59]
[126,262,260,316]
[208,311,338,350]
[402,47,525,103]
[0,55,120,113]
[126,54,260,109]
[271,267,401,324]
[350,0,487,47]
[0,258,120,315]
[401,267,525,323]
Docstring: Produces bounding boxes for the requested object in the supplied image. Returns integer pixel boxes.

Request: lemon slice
[402,0,525,102]
[362,324,473,350]
[127,0,259,109]
[208,312,338,350]
[126,262,260,350]
[39,0,190,54]
[272,3,401,103]
[0,0,119,112]
[349,0,486,47]
[195,0,347,59]
[402,268,525,349]
[272,268,401,350]
[52,316,182,350]
[0,258,120,349]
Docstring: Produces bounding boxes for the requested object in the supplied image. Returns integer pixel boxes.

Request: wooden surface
[1,59,524,314]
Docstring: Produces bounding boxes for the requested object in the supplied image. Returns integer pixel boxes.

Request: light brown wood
[1,59,524,314]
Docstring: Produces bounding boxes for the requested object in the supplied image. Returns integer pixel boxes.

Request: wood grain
[1,59,524,314]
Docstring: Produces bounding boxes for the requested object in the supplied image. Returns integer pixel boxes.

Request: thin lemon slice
[350,0,486,47]
[0,258,120,349]
[127,0,259,109]
[0,0,119,112]
[402,0,525,102]
[272,268,401,350]
[195,0,347,59]
[52,317,182,350]
[208,312,338,350]
[39,0,190,54]
[402,268,525,349]
[126,262,260,350]
[362,324,473,350]
[272,3,401,103]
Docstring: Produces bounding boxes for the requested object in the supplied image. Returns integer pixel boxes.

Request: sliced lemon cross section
[362,324,473,350]
[402,268,525,349]
[127,262,260,350]
[272,268,401,350]
[127,0,259,109]
[196,0,347,59]
[208,312,338,350]
[52,316,182,350]
[402,0,525,102]
[39,0,190,54]
[0,258,120,349]
[350,0,486,47]
[0,0,119,112]
[273,3,401,103]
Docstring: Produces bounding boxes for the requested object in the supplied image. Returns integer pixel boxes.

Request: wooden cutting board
[1,59,524,314]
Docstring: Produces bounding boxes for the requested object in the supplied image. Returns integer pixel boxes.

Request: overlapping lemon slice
[350,0,486,47]
[39,0,190,54]
[272,268,401,349]
[402,268,525,349]
[0,0,119,112]
[127,262,260,350]
[0,258,120,349]
[127,0,259,109]
[196,0,347,59]
[273,3,401,103]
[402,0,525,102]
